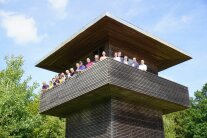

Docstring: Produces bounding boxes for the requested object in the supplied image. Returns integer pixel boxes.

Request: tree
[163,113,176,138]
[164,83,207,138]
[177,84,207,138]
[0,55,65,138]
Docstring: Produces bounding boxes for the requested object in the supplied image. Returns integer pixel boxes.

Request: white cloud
[0,11,45,44]
[48,0,69,18]
[153,13,192,33]
[0,0,7,4]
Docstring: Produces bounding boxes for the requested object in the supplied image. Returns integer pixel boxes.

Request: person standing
[42,81,49,93]
[139,60,147,71]
[59,72,65,83]
[79,61,86,70]
[131,57,139,68]
[76,63,81,73]
[65,70,71,80]
[100,51,108,61]
[113,52,120,61]
[86,58,94,68]
[94,55,100,63]
[70,68,76,77]
[55,75,60,85]
[117,51,123,62]
[123,56,129,65]
[49,81,53,89]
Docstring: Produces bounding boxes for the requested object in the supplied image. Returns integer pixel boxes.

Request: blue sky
[0,0,207,96]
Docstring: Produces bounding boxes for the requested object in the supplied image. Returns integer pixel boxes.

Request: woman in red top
[86,58,93,68]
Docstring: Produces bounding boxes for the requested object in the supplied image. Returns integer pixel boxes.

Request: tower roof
[36,13,191,72]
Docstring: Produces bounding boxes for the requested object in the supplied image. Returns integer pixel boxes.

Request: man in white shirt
[117,51,123,62]
[123,56,129,65]
[139,60,147,71]
[113,52,119,61]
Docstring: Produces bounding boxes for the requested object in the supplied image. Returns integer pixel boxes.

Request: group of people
[42,51,147,93]
[113,51,147,71]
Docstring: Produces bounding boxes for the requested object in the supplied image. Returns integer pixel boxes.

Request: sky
[0,0,207,96]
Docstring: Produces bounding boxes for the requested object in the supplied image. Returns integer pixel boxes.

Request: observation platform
[40,58,189,117]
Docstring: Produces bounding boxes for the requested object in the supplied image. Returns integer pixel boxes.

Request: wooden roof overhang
[36,13,191,72]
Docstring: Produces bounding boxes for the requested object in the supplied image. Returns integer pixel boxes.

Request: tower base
[66,99,164,138]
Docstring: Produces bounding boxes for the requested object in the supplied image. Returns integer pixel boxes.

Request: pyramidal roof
[36,13,191,72]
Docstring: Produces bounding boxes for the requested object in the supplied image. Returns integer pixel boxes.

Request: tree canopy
[1,55,207,137]
[0,56,65,138]
[164,83,207,138]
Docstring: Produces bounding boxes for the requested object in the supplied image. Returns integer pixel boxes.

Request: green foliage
[178,84,207,138]
[2,55,207,137]
[164,83,207,138]
[163,114,176,138]
[0,55,65,138]
[33,116,65,138]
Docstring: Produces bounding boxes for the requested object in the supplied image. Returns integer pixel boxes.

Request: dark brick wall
[66,99,164,138]
[108,59,189,107]
[66,99,112,138]
[40,59,109,113]
[40,58,189,115]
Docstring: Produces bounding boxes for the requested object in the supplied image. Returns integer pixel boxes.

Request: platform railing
[40,58,189,115]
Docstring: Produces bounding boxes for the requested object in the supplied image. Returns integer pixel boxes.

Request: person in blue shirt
[79,61,86,70]
[131,57,139,68]
[42,81,49,93]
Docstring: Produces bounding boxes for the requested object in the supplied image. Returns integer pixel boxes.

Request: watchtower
[36,13,191,138]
